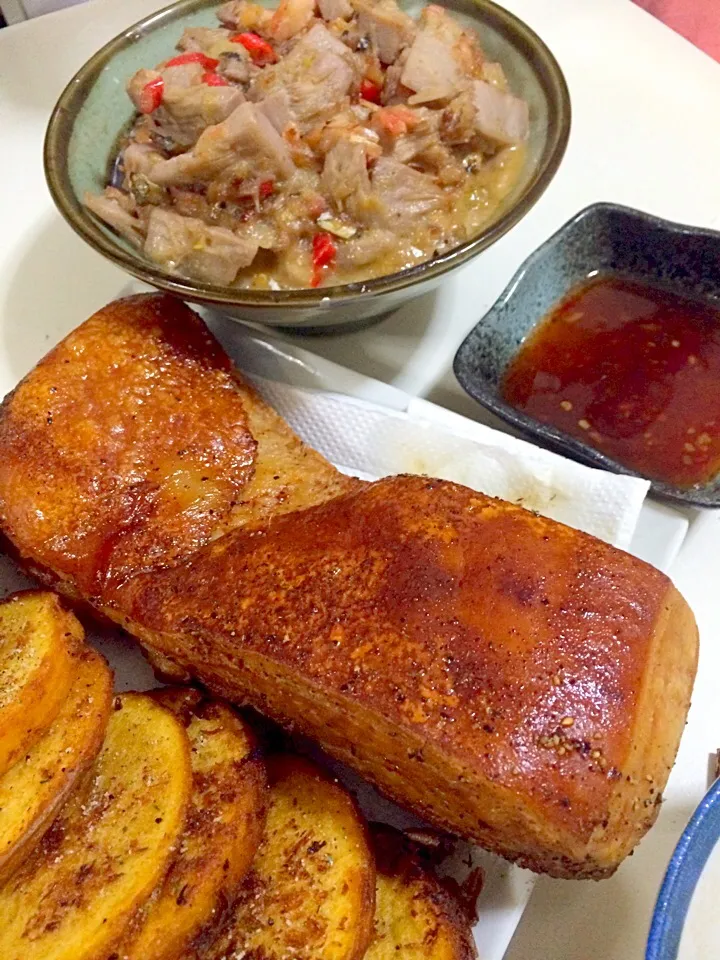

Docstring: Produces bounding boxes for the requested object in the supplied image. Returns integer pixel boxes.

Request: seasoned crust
[367,825,477,960]
[118,687,267,960]
[116,476,698,878]
[200,754,375,960]
[0,294,357,596]
[0,632,113,885]
[0,591,76,776]
[0,295,257,593]
[0,693,193,960]
[0,294,699,879]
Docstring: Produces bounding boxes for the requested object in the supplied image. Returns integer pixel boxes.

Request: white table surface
[1,0,720,957]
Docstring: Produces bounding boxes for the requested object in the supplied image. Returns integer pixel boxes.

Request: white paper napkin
[249,376,650,551]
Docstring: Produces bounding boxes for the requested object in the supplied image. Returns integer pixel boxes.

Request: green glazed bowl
[44,0,570,330]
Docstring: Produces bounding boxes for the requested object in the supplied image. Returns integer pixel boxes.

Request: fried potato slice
[0,591,76,776]
[366,826,478,960]
[202,754,375,960]
[0,640,113,885]
[119,687,267,960]
[0,692,192,960]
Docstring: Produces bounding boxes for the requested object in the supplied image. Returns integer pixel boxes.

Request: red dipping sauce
[501,276,720,487]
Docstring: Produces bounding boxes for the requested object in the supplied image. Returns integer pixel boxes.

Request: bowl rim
[453,201,720,508]
[646,776,720,960]
[44,0,571,307]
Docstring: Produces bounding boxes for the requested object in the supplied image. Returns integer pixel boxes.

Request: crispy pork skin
[0,295,698,879]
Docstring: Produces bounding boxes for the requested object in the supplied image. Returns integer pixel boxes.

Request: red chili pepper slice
[230,32,277,65]
[360,78,382,104]
[202,71,229,86]
[164,51,220,71]
[138,76,164,114]
[310,232,337,288]
[259,180,275,199]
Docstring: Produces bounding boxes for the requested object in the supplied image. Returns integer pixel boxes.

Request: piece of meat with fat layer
[218,50,254,84]
[370,157,446,225]
[321,139,372,217]
[85,190,145,247]
[249,23,359,132]
[255,89,295,134]
[144,208,258,285]
[122,143,164,179]
[400,4,484,99]
[353,0,416,64]
[176,26,232,55]
[471,79,529,144]
[147,101,294,187]
[400,30,462,97]
[154,85,246,149]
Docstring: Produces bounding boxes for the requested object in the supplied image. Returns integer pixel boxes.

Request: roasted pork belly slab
[0,294,698,879]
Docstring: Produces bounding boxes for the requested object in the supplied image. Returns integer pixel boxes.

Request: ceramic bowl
[646,776,720,960]
[44,0,570,331]
[453,202,720,507]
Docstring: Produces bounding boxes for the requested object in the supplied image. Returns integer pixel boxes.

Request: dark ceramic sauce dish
[453,202,720,507]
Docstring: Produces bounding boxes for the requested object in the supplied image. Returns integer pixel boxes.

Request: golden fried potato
[0,591,76,776]
[0,692,192,960]
[0,641,113,885]
[366,826,478,960]
[119,687,267,960]
[202,755,375,960]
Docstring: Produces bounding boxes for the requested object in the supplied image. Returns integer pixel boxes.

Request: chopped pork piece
[218,49,254,83]
[353,0,416,64]
[122,143,164,179]
[417,3,483,77]
[471,79,529,144]
[400,31,462,97]
[318,0,353,20]
[176,26,233,55]
[400,4,484,98]
[370,156,446,224]
[321,140,372,216]
[255,89,295,133]
[161,62,205,90]
[85,190,145,247]
[249,23,360,132]
[144,208,259,284]
[148,101,295,187]
[216,0,273,33]
[155,85,246,149]
[268,0,316,41]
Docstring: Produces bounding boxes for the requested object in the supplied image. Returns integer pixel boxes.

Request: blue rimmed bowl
[453,202,720,507]
[647,776,720,960]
